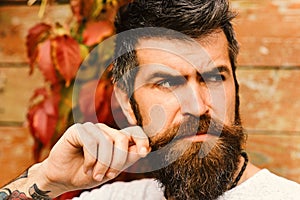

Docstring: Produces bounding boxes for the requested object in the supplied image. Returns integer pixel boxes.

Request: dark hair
[112,0,241,123]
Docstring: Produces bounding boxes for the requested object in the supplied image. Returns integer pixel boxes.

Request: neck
[231,153,261,188]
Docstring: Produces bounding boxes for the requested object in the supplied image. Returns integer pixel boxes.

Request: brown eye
[156,77,186,89]
[202,74,225,83]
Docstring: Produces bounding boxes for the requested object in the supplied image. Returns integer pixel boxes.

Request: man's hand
[0,123,151,199]
[41,123,151,196]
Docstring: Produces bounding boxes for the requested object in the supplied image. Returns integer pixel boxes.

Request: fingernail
[106,172,116,179]
[94,174,104,182]
[139,147,148,156]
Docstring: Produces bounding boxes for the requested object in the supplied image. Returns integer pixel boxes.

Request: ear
[113,86,137,125]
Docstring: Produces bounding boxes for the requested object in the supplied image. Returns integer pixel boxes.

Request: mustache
[150,114,243,151]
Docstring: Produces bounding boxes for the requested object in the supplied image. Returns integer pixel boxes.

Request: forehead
[135,31,231,74]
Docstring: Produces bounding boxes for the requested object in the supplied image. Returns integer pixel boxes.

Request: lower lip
[184,134,217,142]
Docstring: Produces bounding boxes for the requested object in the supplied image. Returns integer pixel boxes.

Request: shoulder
[219,169,300,200]
[73,178,165,200]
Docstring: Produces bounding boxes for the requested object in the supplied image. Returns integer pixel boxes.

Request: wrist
[0,163,55,199]
[29,161,66,198]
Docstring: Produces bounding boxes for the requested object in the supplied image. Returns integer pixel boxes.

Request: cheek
[224,84,236,124]
[137,95,181,137]
[208,82,236,124]
[142,104,168,137]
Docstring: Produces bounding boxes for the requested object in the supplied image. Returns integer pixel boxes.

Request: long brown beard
[150,115,246,200]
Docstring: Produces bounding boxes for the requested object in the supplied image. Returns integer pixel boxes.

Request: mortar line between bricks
[238,65,300,70]
[0,62,28,68]
[245,129,300,136]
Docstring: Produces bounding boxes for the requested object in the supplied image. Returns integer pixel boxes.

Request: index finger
[120,126,151,157]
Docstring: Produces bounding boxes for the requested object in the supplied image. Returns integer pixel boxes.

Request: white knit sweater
[73,169,300,200]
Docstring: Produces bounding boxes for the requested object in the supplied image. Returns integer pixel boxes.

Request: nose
[176,82,209,117]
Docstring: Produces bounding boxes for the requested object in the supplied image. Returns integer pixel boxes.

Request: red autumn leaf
[78,80,98,119]
[82,21,114,46]
[52,35,82,86]
[26,23,52,74]
[37,39,58,84]
[29,87,48,101]
[79,79,116,125]
[95,79,115,125]
[27,88,60,147]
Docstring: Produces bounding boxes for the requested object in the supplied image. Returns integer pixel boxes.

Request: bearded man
[1,0,300,200]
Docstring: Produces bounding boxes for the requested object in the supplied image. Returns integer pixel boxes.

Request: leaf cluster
[26,0,127,162]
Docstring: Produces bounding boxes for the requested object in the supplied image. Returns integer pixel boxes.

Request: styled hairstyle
[112,0,241,123]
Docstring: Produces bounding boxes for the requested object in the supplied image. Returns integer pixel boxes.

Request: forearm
[0,163,61,200]
[0,124,151,200]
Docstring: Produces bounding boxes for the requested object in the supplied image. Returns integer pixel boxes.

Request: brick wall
[233,0,300,183]
[0,0,300,186]
[0,4,72,186]
[0,4,72,125]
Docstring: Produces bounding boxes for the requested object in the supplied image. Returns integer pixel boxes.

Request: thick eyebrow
[144,65,231,82]
[145,72,186,83]
[200,65,231,75]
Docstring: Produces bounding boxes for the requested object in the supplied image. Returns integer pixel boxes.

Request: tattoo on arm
[29,184,51,200]
[0,184,51,200]
[0,188,11,200]
[0,169,32,200]
[0,188,31,200]
[17,169,29,180]
[1,167,52,200]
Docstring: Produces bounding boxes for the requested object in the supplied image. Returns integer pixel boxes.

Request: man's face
[133,31,236,139]
[125,31,244,199]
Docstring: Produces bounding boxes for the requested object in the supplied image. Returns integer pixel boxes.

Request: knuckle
[69,123,81,131]
[83,122,94,127]
[96,123,108,129]
[104,136,114,145]
[115,134,129,143]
